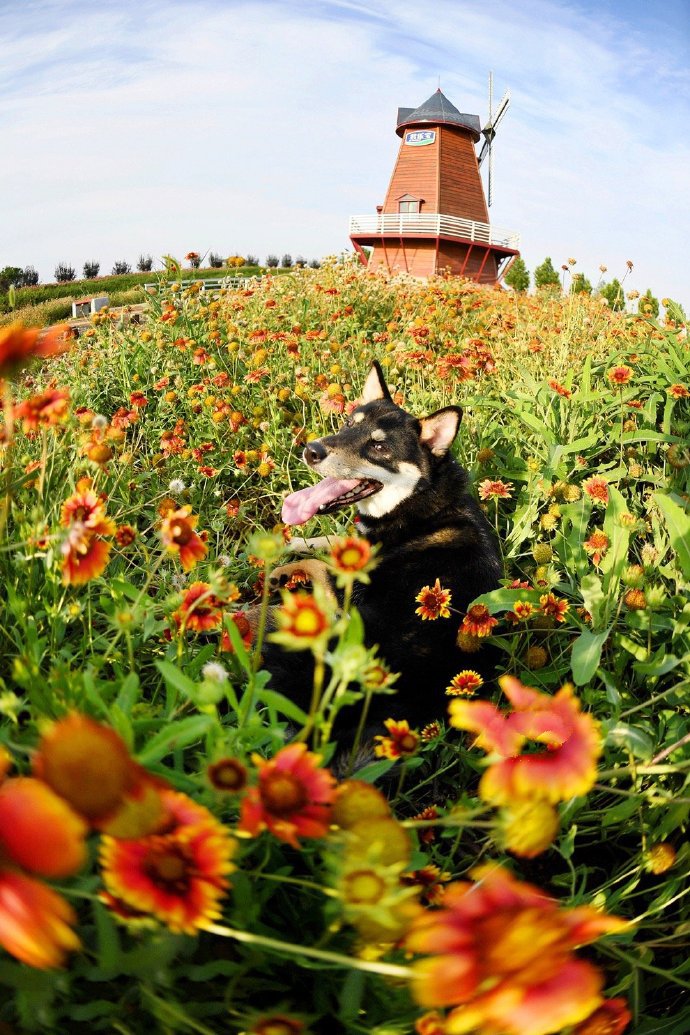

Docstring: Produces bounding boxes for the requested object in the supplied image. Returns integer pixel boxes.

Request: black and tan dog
[265,361,502,734]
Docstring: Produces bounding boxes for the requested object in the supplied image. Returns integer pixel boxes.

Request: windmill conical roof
[396,88,481,141]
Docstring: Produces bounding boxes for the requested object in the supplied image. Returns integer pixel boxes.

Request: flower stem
[201,922,413,979]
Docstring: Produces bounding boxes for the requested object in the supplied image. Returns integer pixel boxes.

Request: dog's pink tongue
[282,478,360,525]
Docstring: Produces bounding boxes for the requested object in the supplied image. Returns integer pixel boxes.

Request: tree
[504,256,529,292]
[0,266,23,292]
[265,255,279,268]
[570,273,592,295]
[281,253,293,268]
[112,261,131,275]
[55,263,76,283]
[22,266,39,286]
[137,255,154,272]
[83,261,100,279]
[534,257,561,292]
[638,289,659,318]
[598,279,625,311]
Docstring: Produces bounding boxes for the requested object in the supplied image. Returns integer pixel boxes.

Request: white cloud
[1,0,688,306]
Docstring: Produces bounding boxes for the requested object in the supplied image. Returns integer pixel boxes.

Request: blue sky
[1,0,689,306]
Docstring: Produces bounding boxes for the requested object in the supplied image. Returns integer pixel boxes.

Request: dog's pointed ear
[360,361,392,403]
[419,406,463,456]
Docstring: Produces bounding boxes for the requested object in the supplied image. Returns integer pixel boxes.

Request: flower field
[0,262,689,1034]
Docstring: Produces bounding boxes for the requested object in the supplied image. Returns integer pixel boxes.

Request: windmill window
[398,194,421,214]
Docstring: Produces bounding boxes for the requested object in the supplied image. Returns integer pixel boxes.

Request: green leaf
[571,627,610,686]
[256,688,309,724]
[155,659,198,698]
[607,723,655,760]
[653,492,690,579]
[138,715,215,765]
[579,572,606,629]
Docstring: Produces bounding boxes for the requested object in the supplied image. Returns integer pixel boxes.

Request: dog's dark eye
[372,441,388,452]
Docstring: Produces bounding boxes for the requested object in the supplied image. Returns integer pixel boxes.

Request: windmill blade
[488,138,494,207]
[488,90,510,132]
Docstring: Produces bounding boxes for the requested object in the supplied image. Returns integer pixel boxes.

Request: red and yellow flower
[584,530,610,566]
[59,482,116,585]
[415,579,453,620]
[582,477,609,505]
[459,604,497,638]
[406,864,628,1035]
[445,670,484,697]
[238,743,335,849]
[668,383,689,399]
[100,789,235,934]
[539,592,570,623]
[172,582,223,633]
[271,590,332,649]
[374,718,420,759]
[477,479,513,501]
[449,676,602,805]
[607,365,634,386]
[160,506,208,570]
[329,536,373,580]
[0,777,88,878]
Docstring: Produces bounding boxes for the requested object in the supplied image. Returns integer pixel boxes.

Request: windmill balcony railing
[349,213,520,250]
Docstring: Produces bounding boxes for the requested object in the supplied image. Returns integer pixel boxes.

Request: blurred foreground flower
[238,743,335,849]
[0,871,80,969]
[0,775,87,967]
[406,864,628,1035]
[100,789,235,934]
[0,322,70,377]
[33,713,166,837]
[449,676,601,805]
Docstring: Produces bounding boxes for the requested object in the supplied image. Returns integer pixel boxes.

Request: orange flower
[477,479,513,501]
[0,870,80,968]
[539,592,570,622]
[582,477,609,505]
[173,583,223,633]
[60,484,116,585]
[573,998,632,1035]
[374,718,420,759]
[0,322,70,376]
[668,383,689,399]
[100,789,235,934]
[0,777,87,877]
[548,379,572,399]
[272,590,331,648]
[607,365,633,386]
[208,757,248,793]
[238,743,335,849]
[33,713,166,837]
[406,864,627,1035]
[584,530,610,566]
[13,388,70,432]
[449,676,602,805]
[460,604,497,638]
[446,670,484,697]
[249,1015,306,1035]
[160,506,208,570]
[415,579,452,620]
[329,535,373,576]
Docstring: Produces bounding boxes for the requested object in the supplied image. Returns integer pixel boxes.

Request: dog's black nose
[304,440,327,465]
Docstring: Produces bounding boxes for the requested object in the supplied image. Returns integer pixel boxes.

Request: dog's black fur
[264,362,502,734]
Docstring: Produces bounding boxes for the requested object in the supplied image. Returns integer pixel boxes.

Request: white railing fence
[349,213,519,250]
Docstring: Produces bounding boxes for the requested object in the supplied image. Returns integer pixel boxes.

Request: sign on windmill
[349,79,520,283]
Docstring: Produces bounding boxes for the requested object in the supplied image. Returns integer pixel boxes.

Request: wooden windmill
[349,77,520,282]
